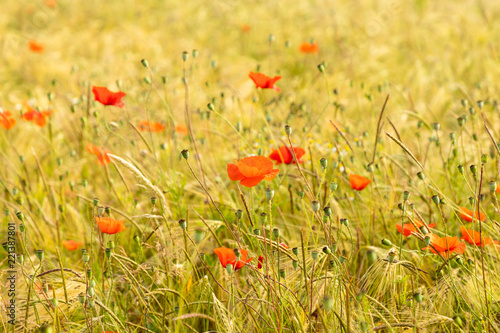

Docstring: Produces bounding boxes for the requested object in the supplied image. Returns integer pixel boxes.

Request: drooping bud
[381,238,392,246]
[181,149,189,159]
[141,59,149,69]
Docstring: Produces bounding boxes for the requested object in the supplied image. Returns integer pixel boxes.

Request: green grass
[1,0,500,332]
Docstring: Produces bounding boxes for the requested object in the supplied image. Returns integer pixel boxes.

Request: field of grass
[2,0,500,332]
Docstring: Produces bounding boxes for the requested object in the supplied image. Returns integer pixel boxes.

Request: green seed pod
[457,165,464,174]
[311,201,320,212]
[317,63,326,73]
[424,235,431,246]
[265,188,274,201]
[226,263,234,274]
[78,293,85,304]
[322,246,331,254]
[235,209,243,220]
[82,252,90,263]
[367,249,377,264]
[141,59,149,68]
[403,191,410,201]
[320,158,327,169]
[93,198,99,207]
[17,253,24,264]
[160,142,167,150]
[35,249,44,261]
[284,125,292,136]
[87,269,92,279]
[381,238,392,246]
[340,218,349,227]
[420,226,429,235]
[97,206,104,216]
[88,298,94,308]
[292,247,299,256]
[150,197,157,206]
[323,206,332,216]
[192,49,199,58]
[298,191,305,198]
[330,182,338,191]
[292,260,298,269]
[417,172,425,180]
[432,122,440,131]
[272,228,280,238]
[440,198,446,205]
[457,117,465,127]
[105,248,112,259]
[253,228,261,236]
[268,34,275,43]
[456,256,464,265]
[472,133,478,141]
[259,212,267,225]
[193,229,205,243]
[15,210,24,222]
[489,181,497,192]
[481,154,488,164]
[477,100,484,109]
[182,51,189,61]
[323,296,334,311]
[469,197,475,206]
[178,219,187,230]
[279,268,286,279]
[449,132,456,141]
[338,255,347,263]
[413,292,423,303]
[181,149,189,159]
[19,223,25,233]
[133,235,141,244]
[311,250,319,261]
[431,195,440,205]
[387,252,396,263]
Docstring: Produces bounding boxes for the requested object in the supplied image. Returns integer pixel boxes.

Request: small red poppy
[249,72,281,92]
[349,174,371,191]
[92,86,126,108]
[29,40,44,53]
[0,111,16,129]
[21,104,52,127]
[86,143,111,165]
[213,247,253,270]
[227,156,279,187]
[396,220,435,237]
[300,42,319,54]
[62,240,83,251]
[459,207,486,222]
[138,120,165,132]
[269,146,306,164]
[95,217,126,235]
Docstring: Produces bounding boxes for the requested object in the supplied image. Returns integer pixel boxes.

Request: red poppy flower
[62,240,83,251]
[29,40,44,53]
[138,120,165,132]
[459,207,486,222]
[92,86,126,108]
[45,0,57,8]
[175,124,189,135]
[213,247,253,270]
[227,156,279,187]
[249,72,281,92]
[257,255,264,269]
[269,146,306,164]
[21,104,52,127]
[86,143,111,165]
[300,42,319,54]
[396,220,436,237]
[349,174,371,191]
[460,227,497,247]
[0,111,16,129]
[422,234,466,258]
[279,242,288,249]
[95,217,126,235]
[241,24,251,32]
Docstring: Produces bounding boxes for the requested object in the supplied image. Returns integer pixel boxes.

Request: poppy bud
[82,251,90,263]
[207,103,215,111]
[292,247,299,256]
[381,238,392,246]
[268,34,275,43]
[88,298,95,308]
[97,206,104,216]
[133,235,141,244]
[235,209,243,220]
[141,59,149,69]
[323,206,332,216]
[338,255,347,263]
[330,182,338,192]
[432,122,440,131]
[298,191,305,198]
[160,143,167,150]
[440,198,446,205]
[19,223,25,233]
[457,117,465,127]
[367,249,377,264]
[272,228,280,238]
[182,51,189,61]
[181,149,189,159]
[424,235,431,246]
[17,253,24,265]
[105,248,112,259]
[253,228,260,236]
[481,154,488,164]
[420,226,429,235]
[472,133,478,141]
[311,250,319,261]
[317,63,326,73]
[93,198,99,207]
[403,191,410,201]
[292,260,298,269]
[323,296,334,311]
[78,293,85,304]
[192,49,199,58]
[259,212,267,225]
[431,195,440,205]
[477,100,484,109]
[413,292,423,303]
[311,201,320,212]
[468,197,475,206]
[456,256,464,265]
[226,263,234,274]
[340,218,349,227]
[178,219,187,230]
[265,188,274,200]
[16,210,24,222]
[35,249,44,261]
[322,246,331,254]
[233,248,241,261]
[457,165,464,174]
[279,268,286,279]
[320,158,327,169]
[87,269,92,279]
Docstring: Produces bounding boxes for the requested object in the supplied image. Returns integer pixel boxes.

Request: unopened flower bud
[226,263,234,274]
[381,238,392,246]
[181,149,189,159]
[311,250,319,261]
[470,164,477,174]
[292,247,299,256]
[272,228,280,238]
[35,249,44,261]
[182,51,189,61]
[284,125,292,136]
[141,59,149,68]
[265,188,274,200]
[413,292,423,303]
[330,182,338,191]
[311,201,320,212]
[431,195,440,205]
[178,219,187,230]
[323,206,332,216]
